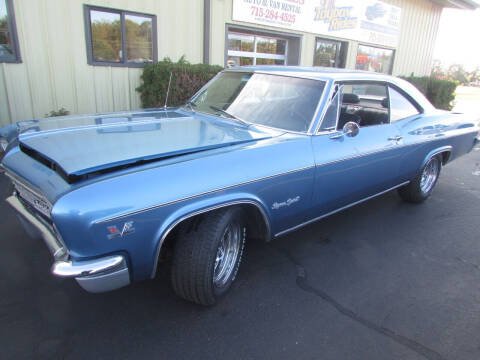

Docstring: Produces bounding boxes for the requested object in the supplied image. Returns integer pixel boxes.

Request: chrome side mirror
[343,121,360,137]
[329,121,360,139]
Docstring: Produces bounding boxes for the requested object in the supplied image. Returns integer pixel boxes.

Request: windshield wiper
[209,105,249,127]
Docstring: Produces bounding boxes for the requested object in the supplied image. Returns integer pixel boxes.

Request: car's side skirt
[274,181,410,238]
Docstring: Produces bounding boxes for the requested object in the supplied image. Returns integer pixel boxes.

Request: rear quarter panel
[394,111,478,181]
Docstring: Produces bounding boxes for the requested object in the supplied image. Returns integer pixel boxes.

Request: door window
[389,87,420,122]
[337,83,389,129]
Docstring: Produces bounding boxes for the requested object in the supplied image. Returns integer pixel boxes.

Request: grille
[12,180,52,219]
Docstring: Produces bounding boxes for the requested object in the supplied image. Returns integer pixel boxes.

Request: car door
[309,81,406,217]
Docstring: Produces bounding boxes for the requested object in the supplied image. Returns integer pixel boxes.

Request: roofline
[431,0,479,9]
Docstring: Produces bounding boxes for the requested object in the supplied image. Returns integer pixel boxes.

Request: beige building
[0,0,478,125]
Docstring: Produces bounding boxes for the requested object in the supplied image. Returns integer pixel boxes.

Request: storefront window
[355,45,394,74]
[314,38,347,68]
[227,32,286,67]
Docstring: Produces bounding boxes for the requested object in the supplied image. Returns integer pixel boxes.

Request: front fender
[149,192,272,278]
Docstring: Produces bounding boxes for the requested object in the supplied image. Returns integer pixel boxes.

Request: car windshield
[189,72,326,132]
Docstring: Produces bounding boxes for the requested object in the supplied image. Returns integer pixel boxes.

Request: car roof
[224,66,435,112]
[227,65,392,81]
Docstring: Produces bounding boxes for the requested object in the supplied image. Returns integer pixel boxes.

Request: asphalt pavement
[1,147,479,360]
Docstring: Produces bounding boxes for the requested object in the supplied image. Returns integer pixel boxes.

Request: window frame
[313,37,348,69]
[355,44,395,75]
[83,5,157,67]
[387,84,422,122]
[0,0,21,63]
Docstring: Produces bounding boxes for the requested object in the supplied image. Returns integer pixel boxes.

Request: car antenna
[163,72,173,111]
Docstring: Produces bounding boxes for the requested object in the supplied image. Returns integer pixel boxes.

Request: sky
[433,6,480,71]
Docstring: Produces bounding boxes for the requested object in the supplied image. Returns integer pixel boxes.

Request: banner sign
[232,0,401,47]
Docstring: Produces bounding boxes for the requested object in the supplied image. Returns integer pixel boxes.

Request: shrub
[136,56,223,108]
[45,108,69,117]
[400,75,458,110]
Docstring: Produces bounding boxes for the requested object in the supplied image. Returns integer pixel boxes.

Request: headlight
[0,138,8,153]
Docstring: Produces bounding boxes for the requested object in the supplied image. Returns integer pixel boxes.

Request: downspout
[203,0,211,64]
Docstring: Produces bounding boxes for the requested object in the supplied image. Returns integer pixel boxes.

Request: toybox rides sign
[232,0,401,47]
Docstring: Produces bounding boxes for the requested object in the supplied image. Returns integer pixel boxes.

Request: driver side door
[309,81,405,217]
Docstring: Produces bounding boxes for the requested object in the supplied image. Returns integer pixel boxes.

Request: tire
[398,155,442,203]
[171,207,246,306]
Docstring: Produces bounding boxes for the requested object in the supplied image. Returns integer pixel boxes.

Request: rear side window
[389,87,419,122]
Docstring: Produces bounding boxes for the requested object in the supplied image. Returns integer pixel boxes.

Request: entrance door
[314,38,347,68]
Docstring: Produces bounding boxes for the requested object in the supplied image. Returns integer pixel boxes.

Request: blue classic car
[1,67,478,305]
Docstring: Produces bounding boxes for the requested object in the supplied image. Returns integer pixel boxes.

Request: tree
[447,64,468,84]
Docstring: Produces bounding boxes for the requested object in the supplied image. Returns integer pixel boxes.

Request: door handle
[388,135,402,142]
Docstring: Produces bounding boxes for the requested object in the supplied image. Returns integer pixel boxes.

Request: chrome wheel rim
[420,157,439,194]
[213,222,241,287]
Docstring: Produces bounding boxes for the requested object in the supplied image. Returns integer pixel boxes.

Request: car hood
[14,109,280,182]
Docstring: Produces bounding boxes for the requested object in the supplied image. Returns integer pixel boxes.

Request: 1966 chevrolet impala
[1,67,478,305]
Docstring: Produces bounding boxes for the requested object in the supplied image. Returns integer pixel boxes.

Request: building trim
[203,0,211,64]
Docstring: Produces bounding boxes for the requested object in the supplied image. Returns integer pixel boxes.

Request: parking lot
[1,145,479,360]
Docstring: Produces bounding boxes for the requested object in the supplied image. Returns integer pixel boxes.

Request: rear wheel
[171,207,246,305]
[398,155,442,203]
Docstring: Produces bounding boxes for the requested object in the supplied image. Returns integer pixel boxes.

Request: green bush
[400,75,458,110]
[45,108,69,117]
[136,57,223,108]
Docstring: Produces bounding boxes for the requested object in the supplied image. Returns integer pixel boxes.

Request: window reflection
[227,32,286,67]
[126,14,153,63]
[90,10,122,62]
[355,45,394,74]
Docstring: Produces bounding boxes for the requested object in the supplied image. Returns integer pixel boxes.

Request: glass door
[314,38,346,68]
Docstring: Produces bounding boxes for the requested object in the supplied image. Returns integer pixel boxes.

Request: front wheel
[171,207,246,305]
[398,155,442,203]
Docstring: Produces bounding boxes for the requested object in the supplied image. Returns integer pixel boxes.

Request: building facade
[0,0,477,125]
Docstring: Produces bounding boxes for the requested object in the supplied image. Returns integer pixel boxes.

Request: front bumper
[52,255,130,293]
[6,194,130,293]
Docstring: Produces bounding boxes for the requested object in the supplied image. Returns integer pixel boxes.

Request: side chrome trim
[274,181,410,238]
[97,165,314,224]
[150,199,271,278]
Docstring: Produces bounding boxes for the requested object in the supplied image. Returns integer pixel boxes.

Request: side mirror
[329,121,360,139]
[343,121,360,137]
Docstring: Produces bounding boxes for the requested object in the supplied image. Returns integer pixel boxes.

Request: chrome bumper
[52,255,130,293]
[6,194,130,293]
